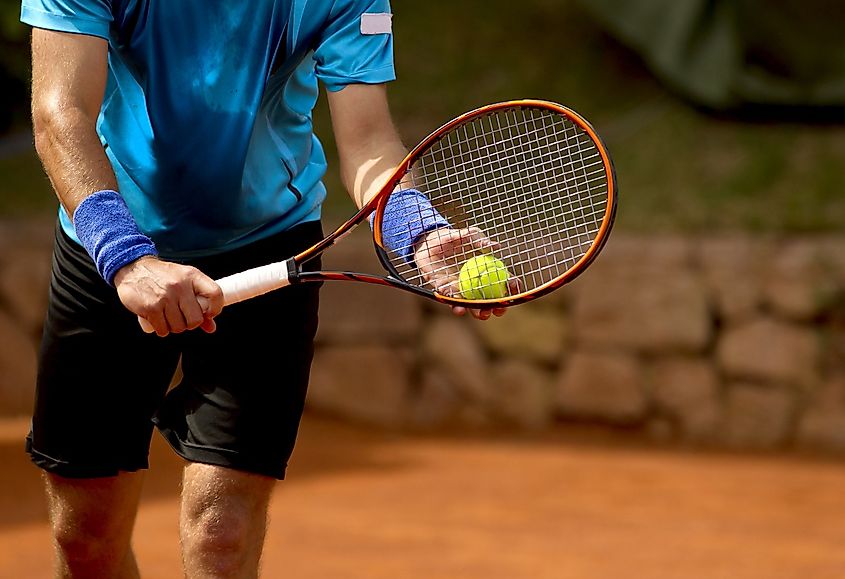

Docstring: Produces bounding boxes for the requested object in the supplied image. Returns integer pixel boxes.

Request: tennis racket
[139,99,616,332]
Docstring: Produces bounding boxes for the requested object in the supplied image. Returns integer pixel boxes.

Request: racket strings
[405,152,607,237]
[380,106,609,299]
[383,165,607,274]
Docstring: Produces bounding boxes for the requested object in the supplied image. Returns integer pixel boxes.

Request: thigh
[28,225,181,478]
[155,221,323,480]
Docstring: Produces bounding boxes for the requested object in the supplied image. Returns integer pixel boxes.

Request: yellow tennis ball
[458,255,511,300]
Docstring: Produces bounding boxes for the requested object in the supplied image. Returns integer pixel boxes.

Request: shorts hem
[155,425,287,480]
[26,435,148,479]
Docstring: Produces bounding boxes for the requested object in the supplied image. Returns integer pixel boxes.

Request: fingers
[200,317,217,334]
[435,278,460,296]
[117,259,223,337]
[439,226,498,252]
[150,276,206,335]
[177,293,204,331]
[143,308,169,338]
[451,305,502,320]
[464,226,499,252]
[158,272,221,336]
[472,308,493,320]
[164,299,188,334]
[193,275,225,318]
[417,226,497,262]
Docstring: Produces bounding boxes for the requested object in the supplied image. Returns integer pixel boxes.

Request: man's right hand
[114,256,224,337]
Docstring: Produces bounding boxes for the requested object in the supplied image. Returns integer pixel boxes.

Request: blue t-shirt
[21,0,395,257]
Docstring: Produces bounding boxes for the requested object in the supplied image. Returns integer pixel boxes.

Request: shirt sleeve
[313,0,396,92]
[21,0,113,40]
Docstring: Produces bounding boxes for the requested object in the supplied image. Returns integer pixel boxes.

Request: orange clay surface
[1,415,844,579]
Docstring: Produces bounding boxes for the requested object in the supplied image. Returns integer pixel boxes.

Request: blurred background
[1,1,844,577]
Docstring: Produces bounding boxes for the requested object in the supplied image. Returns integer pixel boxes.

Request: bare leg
[180,463,275,579]
[44,471,145,579]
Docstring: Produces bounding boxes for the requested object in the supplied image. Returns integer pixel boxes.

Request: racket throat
[284,257,301,284]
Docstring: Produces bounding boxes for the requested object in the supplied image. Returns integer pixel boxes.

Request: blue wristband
[371,189,450,264]
[72,190,159,286]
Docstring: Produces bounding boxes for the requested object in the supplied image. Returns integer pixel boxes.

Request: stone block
[650,357,721,441]
[697,236,769,322]
[0,310,37,416]
[307,345,411,427]
[798,408,845,451]
[409,369,464,429]
[763,239,840,321]
[796,374,845,451]
[717,317,819,388]
[489,359,554,429]
[475,304,567,364]
[422,316,490,403]
[817,237,845,284]
[0,247,52,335]
[721,384,794,448]
[573,266,711,354]
[555,351,646,423]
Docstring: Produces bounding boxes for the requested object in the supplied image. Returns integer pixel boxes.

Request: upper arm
[313,0,396,92]
[326,83,399,157]
[31,29,108,127]
[326,83,408,206]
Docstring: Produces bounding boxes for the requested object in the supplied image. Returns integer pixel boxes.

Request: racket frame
[292,99,617,307]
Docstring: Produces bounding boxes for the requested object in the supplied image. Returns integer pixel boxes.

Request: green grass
[4,0,845,232]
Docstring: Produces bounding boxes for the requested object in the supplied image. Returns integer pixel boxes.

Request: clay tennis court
[1,415,844,579]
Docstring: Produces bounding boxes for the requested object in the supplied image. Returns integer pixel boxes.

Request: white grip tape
[217,261,291,305]
[137,261,291,333]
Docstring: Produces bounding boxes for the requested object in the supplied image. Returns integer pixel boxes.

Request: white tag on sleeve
[360,13,392,35]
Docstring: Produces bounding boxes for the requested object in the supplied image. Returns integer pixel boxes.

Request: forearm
[33,105,118,217]
[31,96,165,293]
[339,130,407,209]
[30,40,154,286]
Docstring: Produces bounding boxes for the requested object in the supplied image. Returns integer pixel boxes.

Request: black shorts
[27,221,323,480]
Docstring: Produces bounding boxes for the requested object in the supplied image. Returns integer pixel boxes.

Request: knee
[188,505,250,550]
[43,473,142,574]
[182,499,256,562]
[180,465,274,575]
[52,512,129,569]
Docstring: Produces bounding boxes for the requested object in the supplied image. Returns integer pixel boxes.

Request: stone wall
[310,227,845,451]
[2,220,844,452]
[0,220,52,417]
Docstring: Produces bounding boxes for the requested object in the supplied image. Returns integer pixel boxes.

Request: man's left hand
[413,227,512,320]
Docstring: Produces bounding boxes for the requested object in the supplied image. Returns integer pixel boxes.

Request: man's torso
[21,0,395,256]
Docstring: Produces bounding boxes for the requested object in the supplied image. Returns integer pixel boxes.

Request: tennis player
[22,1,504,577]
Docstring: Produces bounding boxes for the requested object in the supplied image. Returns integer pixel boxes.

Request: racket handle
[137,260,293,334]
